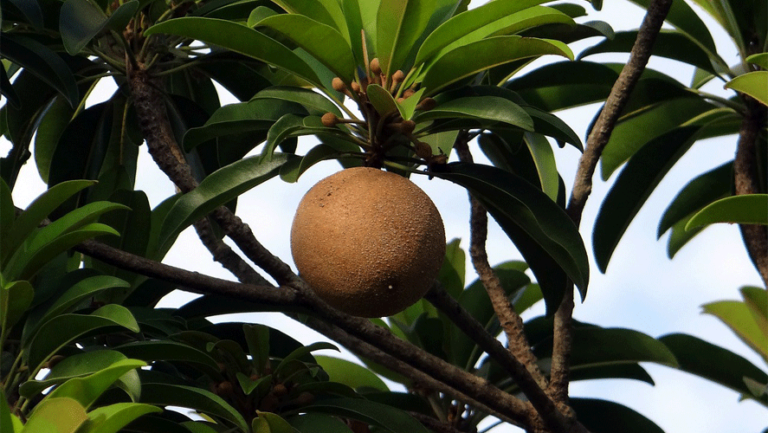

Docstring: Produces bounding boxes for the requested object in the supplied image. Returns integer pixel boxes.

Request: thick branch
[193,217,271,286]
[734,98,768,287]
[552,0,674,403]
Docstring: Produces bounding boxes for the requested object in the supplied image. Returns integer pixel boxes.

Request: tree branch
[734,97,768,287]
[551,0,674,403]
[193,217,271,286]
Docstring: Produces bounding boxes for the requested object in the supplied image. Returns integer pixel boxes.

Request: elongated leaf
[580,30,719,75]
[37,276,129,329]
[432,163,588,311]
[746,53,768,69]
[570,398,664,433]
[7,0,44,28]
[262,114,306,161]
[658,161,733,237]
[523,132,558,201]
[741,287,768,336]
[703,300,768,361]
[60,0,140,55]
[45,359,146,409]
[725,71,768,106]
[304,397,430,433]
[145,17,322,87]
[376,0,432,77]
[0,390,13,433]
[0,280,34,331]
[140,383,249,431]
[275,342,338,376]
[626,0,718,54]
[34,97,75,183]
[253,411,298,433]
[686,194,768,230]
[0,179,12,256]
[422,36,573,95]
[415,0,548,65]
[26,304,140,370]
[253,87,342,117]
[19,350,129,398]
[366,83,399,116]
[0,65,20,109]
[24,397,88,433]
[593,126,702,272]
[659,333,768,405]
[0,34,79,107]
[158,154,289,250]
[81,403,162,433]
[27,201,129,251]
[314,356,388,391]
[255,15,355,83]
[289,413,353,433]
[415,96,533,131]
[114,340,221,376]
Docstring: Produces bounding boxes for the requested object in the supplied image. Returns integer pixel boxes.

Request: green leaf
[600,97,716,178]
[45,359,146,409]
[376,0,433,77]
[686,194,768,230]
[114,340,221,377]
[244,324,271,375]
[415,96,533,131]
[19,350,130,398]
[659,333,768,405]
[522,132,559,201]
[6,0,44,29]
[0,179,12,256]
[271,0,348,38]
[570,398,664,433]
[27,201,129,252]
[437,238,465,299]
[703,300,768,362]
[274,342,339,376]
[658,161,733,237]
[422,36,573,96]
[253,412,299,433]
[593,126,702,273]
[34,275,129,331]
[741,287,768,337]
[26,304,140,371]
[0,390,13,433]
[262,114,306,161]
[144,17,322,87]
[279,145,345,183]
[34,97,75,184]
[580,30,720,75]
[626,0,718,54]
[304,397,430,433]
[253,87,342,117]
[289,413,353,433]
[415,0,549,65]
[314,356,388,391]
[60,0,140,55]
[533,327,678,368]
[158,154,289,251]
[81,403,162,433]
[140,383,249,431]
[746,53,768,69]
[255,14,356,83]
[0,280,34,332]
[0,34,79,107]
[3,179,94,266]
[24,397,88,433]
[725,71,768,106]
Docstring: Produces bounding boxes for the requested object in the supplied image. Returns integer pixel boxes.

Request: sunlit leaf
[686,194,768,230]
[725,71,768,106]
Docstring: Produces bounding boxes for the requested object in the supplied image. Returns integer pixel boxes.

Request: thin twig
[193,217,271,286]
[551,0,675,404]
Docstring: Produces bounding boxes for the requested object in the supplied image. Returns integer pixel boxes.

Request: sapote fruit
[291,167,446,317]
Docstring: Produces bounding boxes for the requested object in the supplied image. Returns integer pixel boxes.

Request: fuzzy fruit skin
[291,167,446,317]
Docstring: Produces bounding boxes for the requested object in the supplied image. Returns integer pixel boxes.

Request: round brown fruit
[290,167,445,317]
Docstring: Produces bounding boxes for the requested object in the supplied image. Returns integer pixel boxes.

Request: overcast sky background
[4,0,766,431]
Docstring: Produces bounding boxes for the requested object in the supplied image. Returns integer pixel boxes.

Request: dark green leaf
[158,154,289,251]
[415,96,533,131]
[145,17,322,87]
[7,0,44,28]
[304,397,430,433]
[570,398,664,433]
[314,356,388,391]
[114,340,222,377]
[658,161,732,237]
[0,280,34,332]
[60,0,140,55]
[34,97,75,183]
[626,0,718,54]
[139,383,249,431]
[275,342,339,376]
[0,34,79,107]
[253,87,342,117]
[593,126,702,273]
[289,413,352,433]
[252,411,298,433]
[659,333,768,406]
[432,163,589,309]
[686,194,768,230]
[437,238,465,299]
[0,65,20,109]
[45,359,146,409]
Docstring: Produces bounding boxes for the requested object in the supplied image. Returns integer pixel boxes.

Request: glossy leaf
[35,275,130,330]
[422,36,573,95]
[0,34,79,107]
[140,383,249,431]
[315,356,388,391]
[593,126,702,272]
[570,398,664,433]
[580,30,720,75]
[60,0,140,55]
[158,154,289,251]
[19,350,129,398]
[81,403,162,433]
[45,359,146,409]
[26,304,140,370]
[367,84,399,116]
[415,0,548,65]
[686,194,768,230]
[6,0,44,28]
[262,114,306,161]
[523,132,559,201]
[145,18,322,87]
[703,300,768,361]
[289,413,353,433]
[376,0,432,77]
[415,96,533,131]
[24,397,87,433]
[437,238,465,299]
[432,163,589,311]
[0,280,34,331]
[626,0,718,54]
[253,411,298,433]
[725,71,768,106]
[114,340,221,377]
[659,333,768,405]
[34,97,75,183]
[253,87,342,117]
[746,53,768,69]
[304,397,430,433]
[658,161,733,237]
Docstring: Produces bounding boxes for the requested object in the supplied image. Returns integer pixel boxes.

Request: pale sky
[4,1,766,432]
